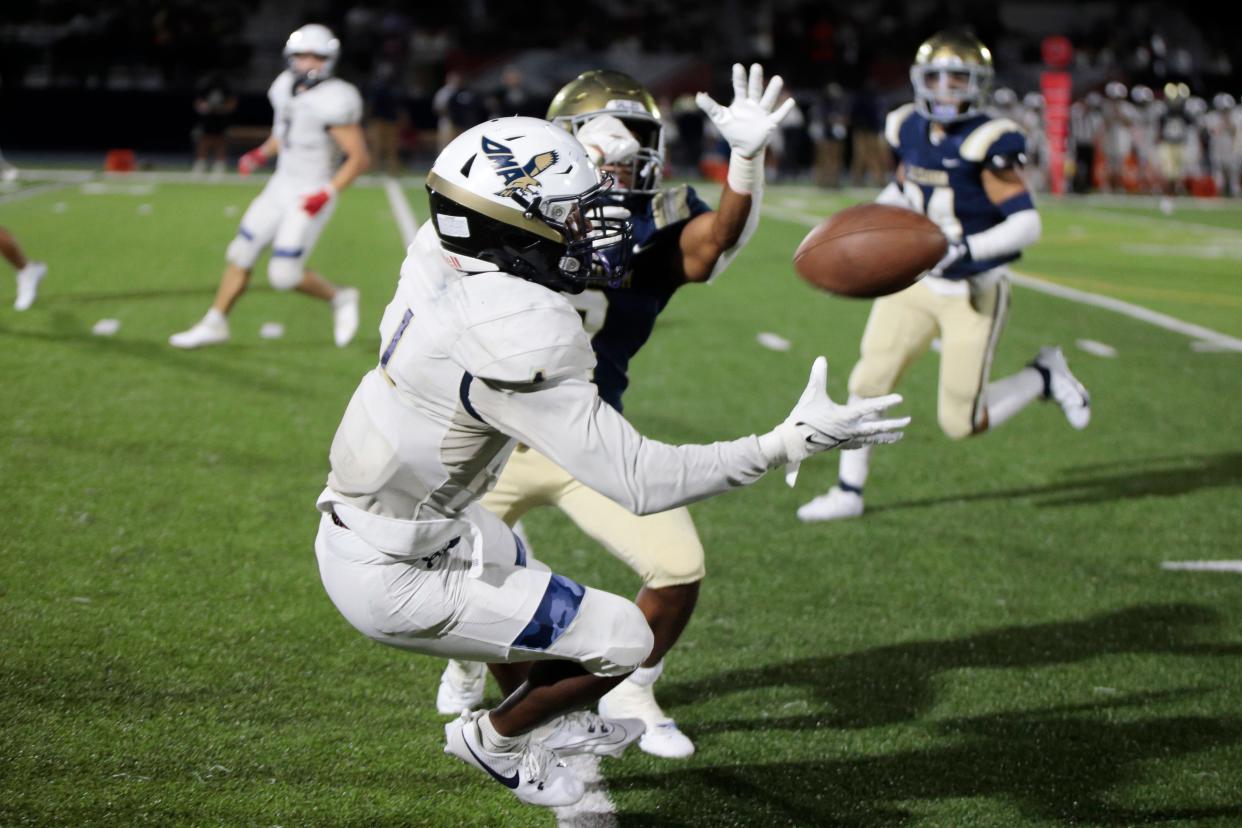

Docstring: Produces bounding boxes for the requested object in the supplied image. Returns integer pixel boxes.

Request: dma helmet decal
[481,136,560,198]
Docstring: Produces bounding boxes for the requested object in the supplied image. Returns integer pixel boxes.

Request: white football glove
[927,240,970,278]
[576,114,641,166]
[695,63,797,159]
[766,357,909,486]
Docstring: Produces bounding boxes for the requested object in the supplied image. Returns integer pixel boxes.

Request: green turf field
[3,177,1241,826]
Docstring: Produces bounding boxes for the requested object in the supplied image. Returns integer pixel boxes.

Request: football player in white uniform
[314,116,908,807]
[798,30,1091,524]
[170,24,369,349]
[433,65,795,760]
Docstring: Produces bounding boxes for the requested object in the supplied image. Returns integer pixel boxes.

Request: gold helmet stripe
[426,171,561,243]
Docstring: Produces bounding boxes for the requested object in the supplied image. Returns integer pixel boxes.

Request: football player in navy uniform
[433,65,795,759]
[798,30,1092,523]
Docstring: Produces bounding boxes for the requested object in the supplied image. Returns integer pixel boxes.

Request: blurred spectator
[1070,92,1103,194]
[366,60,406,176]
[671,94,705,174]
[1158,87,1191,194]
[848,81,887,186]
[192,71,237,175]
[488,65,538,118]
[776,92,809,181]
[809,82,850,188]
[433,71,485,151]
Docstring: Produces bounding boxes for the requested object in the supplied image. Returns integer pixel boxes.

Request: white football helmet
[284,24,339,86]
[425,116,632,294]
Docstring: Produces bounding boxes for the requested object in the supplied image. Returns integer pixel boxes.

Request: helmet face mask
[426,117,633,294]
[910,30,994,123]
[548,71,665,195]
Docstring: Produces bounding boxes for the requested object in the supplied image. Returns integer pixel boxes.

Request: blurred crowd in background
[1,0,1240,195]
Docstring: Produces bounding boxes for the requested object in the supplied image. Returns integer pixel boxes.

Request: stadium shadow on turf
[661,604,1240,728]
[614,710,1242,826]
[868,452,1242,512]
[638,604,1242,825]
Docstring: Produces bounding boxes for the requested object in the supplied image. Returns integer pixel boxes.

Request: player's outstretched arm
[930,162,1041,276]
[464,357,907,515]
[766,356,909,485]
[679,63,797,283]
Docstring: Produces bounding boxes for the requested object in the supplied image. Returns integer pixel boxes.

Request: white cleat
[169,313,229,349]
[1032,346,1090,430]
[796,486,864,523]
[599,678,694,759]
[436,659,486,715]
[14,261,47,311]
[533,710,645,758]
[444,711,584,808]
[332,287,359,347]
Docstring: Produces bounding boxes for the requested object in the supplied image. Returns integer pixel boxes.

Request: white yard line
[1007,271,1242,353]
[762,202,1242,354]
[553,753,619,828]
[1161,561,1242,574]
[0,181,71,205]
[382,176,419,247]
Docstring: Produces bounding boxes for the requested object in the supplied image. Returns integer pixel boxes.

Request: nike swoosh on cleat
[463,736,520,789]
[805,434,843,448]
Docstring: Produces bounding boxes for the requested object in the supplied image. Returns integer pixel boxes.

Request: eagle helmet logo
[481,136,560,198]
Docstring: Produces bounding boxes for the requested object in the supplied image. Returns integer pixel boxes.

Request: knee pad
[267,255,303,291]
[643,542,705,588]
[938,406,976,441]
[576,593,653,677]
[606,599,655,675]
[225,235,260,269]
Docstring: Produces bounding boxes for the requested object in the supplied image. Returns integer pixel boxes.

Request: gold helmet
[910,30,994,123]
[547,70,664,194]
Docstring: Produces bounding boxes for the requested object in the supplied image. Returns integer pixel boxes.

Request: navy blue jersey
[569,184,712,412]
[886,104,1029,279]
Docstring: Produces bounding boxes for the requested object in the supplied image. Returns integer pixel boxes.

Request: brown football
[793,203,947,298]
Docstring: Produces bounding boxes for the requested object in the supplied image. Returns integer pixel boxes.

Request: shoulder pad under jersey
[451,273,595,386]
[651,184,710,231]
[312,79,363,126]
[960,117,1026,164]
[268,70,294,108]
[885,103,917,150]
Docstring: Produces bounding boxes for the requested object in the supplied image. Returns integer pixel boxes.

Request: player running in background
[798,30,1091,524]
[2,224,47,312]
[433,65,794,759]
[170,24,368,349]
[314,115,907,807]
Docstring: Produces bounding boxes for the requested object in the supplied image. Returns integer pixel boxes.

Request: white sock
[627,659,664,688]
[332,287,356,308]
[478,712,526,754]
[837,393,875,493]
[838,445,872,493]
[204,307,226,326]
[985,367,1045,428]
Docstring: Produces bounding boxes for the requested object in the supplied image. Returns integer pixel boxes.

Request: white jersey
[324,221,770,532]
[268,70,362,184]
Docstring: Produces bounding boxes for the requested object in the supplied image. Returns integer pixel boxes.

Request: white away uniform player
[170,24,369,349]
[313,116,908,807]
